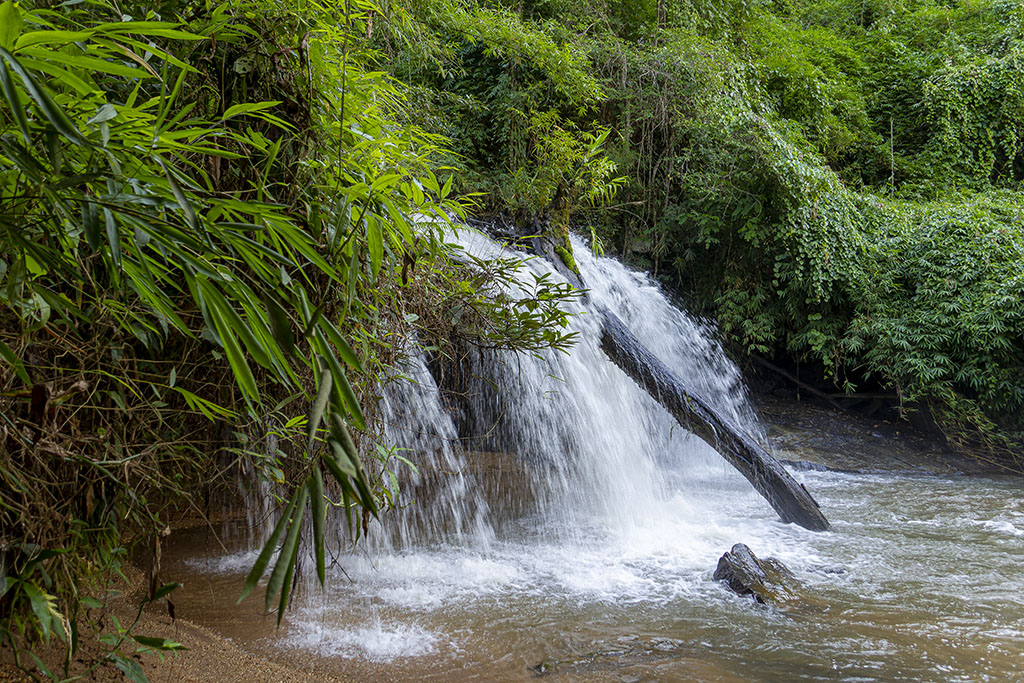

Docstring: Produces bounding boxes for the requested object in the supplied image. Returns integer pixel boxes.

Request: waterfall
[176,227,1022,679]
[205,226,801,665]
[366,228,770,550]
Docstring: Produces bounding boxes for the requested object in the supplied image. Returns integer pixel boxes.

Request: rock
[713,543,798,606]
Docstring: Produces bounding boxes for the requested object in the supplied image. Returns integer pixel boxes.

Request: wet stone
[713,543,798,606]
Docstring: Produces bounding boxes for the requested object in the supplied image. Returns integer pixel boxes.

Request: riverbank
[759,395,1014,476]
[0,511,351,683]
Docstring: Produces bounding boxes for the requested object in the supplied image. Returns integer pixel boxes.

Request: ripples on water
[174,230,1024,681]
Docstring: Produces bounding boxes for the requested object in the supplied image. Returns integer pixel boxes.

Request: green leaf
[199,281,272,370]
[239,492,298,604]
[0,340,30,384]
[0,2,22,51]
[20,46,153,80]
[26,653,56,682]
[319,317,363,372]
[22,582,64,643]
[317,340,365,430]
[175,387,236,421]
[132,635,185,651]
[265,482,307,616]
[222,101,283,120]
[151,582,181,601]
[103,208,120,270]
[111,654,148,683]
[329,414,377,516]
[14,30,93,51]
[265,295,296,358]
[155,156,200,234]
[0,57,30,144]
[204,286,259,403]
[329,413,360,473]
[275,512,303,626]
[307,356,332,453]
[367,215,383,279]
[326,439,357,478]
[310,469,326,586]
[0,47,87,146]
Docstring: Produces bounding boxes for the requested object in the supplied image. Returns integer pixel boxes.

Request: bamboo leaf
[366,215,383,279]
[341,483,357,541]
[329,414,377,516]
[199,281,272,370]
[222,101,283,120]
[265,482,307,615]
[265,295,296,358]
[0,2,22,52]
[238,492,297,604]
[20,46,153,80]
[14,30,93,51]
[327,439,357,477]
[0,57,30,143]
[0,47,87,146]
[319,317,363,372]
[205,286,259,402]
[103,208,120,270]
[155,156,200,234]
[317,339,365,430]
[276,511,303,626]
[0,340,30,384]
[307,356,332,453]
[310,469,326,586]
[329,413,360,473]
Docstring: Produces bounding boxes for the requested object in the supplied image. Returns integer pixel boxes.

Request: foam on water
[283,613,442,661]
[210,228,1024,680]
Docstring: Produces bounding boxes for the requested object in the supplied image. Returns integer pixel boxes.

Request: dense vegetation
[1,0,1022,678]
[0,0,576,677]
[377,0,1024,461]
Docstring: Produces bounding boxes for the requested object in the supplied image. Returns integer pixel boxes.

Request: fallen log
[599,309,830,531]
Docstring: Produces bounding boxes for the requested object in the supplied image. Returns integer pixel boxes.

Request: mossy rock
[553,244,580,277]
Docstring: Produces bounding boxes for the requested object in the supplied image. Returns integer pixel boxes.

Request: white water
[279,229,794,661]
[367,230,766,548]
[177,229,1024,680]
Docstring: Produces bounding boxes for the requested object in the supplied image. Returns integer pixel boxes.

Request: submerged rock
[713,543,798,606]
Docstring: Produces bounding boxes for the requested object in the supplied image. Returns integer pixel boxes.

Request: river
[166,230,1023,681]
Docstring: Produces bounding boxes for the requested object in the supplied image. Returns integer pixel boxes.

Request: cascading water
[259,228,787,664]
[351,227,770,555]
[175,227,1024,681]
[435,229,768,539]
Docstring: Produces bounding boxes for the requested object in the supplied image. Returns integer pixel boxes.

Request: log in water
[599,308,830,531]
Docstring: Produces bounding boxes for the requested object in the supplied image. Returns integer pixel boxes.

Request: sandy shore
[0,564,350,682]
[0,508,351,682]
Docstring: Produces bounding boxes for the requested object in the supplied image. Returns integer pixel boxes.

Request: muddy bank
[0,513,352,683]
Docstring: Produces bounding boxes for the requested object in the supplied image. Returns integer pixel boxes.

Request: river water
[168,230,1024,681]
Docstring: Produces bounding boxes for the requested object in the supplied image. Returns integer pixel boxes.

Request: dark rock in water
[713,543,798,606]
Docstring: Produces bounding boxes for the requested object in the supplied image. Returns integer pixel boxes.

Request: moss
[553,244,580,276]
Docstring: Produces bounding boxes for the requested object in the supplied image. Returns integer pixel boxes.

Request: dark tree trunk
[598,308,830,531]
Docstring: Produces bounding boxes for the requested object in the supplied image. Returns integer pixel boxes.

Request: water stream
[169,230,1024,681]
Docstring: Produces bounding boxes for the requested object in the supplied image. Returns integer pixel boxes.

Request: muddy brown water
[165,461,1024,681]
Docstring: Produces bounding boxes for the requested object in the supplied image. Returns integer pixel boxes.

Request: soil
[0,506,352,682]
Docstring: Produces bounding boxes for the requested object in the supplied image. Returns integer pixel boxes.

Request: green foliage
[847,193,1024,455]
[385,0,1024,460]
[0,0,584,673]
